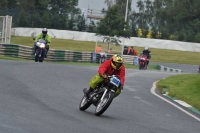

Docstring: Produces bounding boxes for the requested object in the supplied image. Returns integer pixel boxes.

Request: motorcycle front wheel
[35,50,39,62]
[95,91,115,116]
[139,63,143,70]
[39,56,44,62]
[79,95,91,111]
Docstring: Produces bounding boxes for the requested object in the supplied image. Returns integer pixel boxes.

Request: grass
[7,36,200,113]
[11,36,200,65]
[157,74,200,110]
[0,55,30,61]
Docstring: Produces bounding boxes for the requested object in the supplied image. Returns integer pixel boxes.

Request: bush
[194,32,200,43]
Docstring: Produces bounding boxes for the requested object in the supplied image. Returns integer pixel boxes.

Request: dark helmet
[42,28,48,35]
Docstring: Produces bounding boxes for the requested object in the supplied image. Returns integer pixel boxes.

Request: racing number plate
[110,77,120,87]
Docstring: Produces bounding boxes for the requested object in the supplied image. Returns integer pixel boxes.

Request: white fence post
[0,15,12,44]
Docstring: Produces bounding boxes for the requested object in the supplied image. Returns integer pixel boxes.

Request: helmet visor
[42,31,47,35]
[113,62,122,69]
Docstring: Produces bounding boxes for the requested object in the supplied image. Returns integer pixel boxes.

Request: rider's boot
[146,60,149,69]
[83,87,93,99]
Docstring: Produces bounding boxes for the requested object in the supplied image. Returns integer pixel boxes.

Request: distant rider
[84,54,125,98]
[141,47,151,67]
[34,28,51,58]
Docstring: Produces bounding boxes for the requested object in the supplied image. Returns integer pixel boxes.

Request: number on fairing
[110,77,120,87]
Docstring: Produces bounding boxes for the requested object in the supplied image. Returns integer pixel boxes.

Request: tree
[8,0,18,8]
[0,0,8,8]
[194,32,200,43]
[68,15,76,30]
[115,0,132,17]
[17,9,31,27]
[77,14,86,31]
[88,21,96,33]
[96,5,131,38]
[104,0,132,20]
[104,0,114,8]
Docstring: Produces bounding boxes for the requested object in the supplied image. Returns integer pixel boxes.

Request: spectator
[96,45,102,54]
[123,45,128,55]
[107,48,112,54]
[127,46,138,56]
[127,46,134,55]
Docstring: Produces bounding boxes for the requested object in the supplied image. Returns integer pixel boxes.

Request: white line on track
[150,80,200,122]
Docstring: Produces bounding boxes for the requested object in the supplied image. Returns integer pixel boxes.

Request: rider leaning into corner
[84,54,125,98]
[141,47,151,68]
[34,28,51,58]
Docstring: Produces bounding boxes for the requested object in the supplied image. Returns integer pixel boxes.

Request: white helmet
[42,28,48,35]
[144,47,148,50]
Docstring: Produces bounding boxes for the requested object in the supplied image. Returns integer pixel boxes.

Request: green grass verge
[11,36,200,65]
[157,74,200,110]
[0,55,30,61]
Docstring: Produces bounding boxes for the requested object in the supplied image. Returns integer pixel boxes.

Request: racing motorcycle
[138,54,148,70]
[34,39,47,62]
[79,75,121,116]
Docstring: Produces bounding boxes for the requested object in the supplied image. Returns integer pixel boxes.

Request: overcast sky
[78,0,139,13]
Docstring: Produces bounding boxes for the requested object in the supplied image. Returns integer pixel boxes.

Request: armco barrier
[0,44,136,64]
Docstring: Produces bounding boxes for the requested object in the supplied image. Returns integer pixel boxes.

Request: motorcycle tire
[79,95,92,111]
[95,91,115,116]
[139,63,143,70]
[34,49,40,62]
[39,57,44,62]
[35,54,39,62]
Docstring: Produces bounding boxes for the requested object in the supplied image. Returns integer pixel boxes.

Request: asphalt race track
[0,60,199,133]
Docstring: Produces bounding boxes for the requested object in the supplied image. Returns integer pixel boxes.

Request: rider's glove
[100,73,107,79]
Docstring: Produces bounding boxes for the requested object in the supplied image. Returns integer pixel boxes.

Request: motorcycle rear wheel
[95,91,114,116]
[79,96,91,111]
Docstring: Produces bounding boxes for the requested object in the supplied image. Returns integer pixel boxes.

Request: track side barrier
[0,44,137,64]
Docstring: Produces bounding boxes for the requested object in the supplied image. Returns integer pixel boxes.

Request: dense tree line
[129,0,200,42]
[0,0,200,42]
[0,0,90,31]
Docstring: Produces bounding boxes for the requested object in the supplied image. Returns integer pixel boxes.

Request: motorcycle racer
[141,47,151,68]
[34,28,51,58]
[84,54,125,98]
